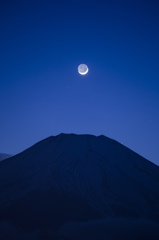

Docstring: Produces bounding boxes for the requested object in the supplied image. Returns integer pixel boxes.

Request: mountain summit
[0,133,159,238]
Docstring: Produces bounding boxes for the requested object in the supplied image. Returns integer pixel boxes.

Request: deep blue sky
[0,0,159,165]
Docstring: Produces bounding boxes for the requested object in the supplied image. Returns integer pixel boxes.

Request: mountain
[0,133,159,239]
[0,153,12,162]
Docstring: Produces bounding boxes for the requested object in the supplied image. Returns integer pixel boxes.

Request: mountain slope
[0,133,159,235]
[0,153,12,162]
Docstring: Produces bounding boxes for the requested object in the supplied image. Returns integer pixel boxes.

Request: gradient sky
[0,0,159,165]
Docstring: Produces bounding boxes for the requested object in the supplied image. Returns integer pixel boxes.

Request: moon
[78,64,89,75]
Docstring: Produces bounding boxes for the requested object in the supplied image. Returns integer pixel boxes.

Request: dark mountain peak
[0,133,159,236]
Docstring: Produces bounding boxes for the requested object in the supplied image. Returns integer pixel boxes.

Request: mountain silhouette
[0,153,12,162]
[0,133,159,239]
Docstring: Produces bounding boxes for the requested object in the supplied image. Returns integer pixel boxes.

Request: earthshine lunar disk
[78,64,89,75]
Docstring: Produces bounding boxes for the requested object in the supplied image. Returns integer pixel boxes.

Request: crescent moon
[78,64,89,75]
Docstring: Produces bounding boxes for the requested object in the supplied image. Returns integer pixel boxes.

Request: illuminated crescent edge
[79,68,89,75]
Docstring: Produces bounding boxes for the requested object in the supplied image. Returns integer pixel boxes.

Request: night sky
[0,0,159,165]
